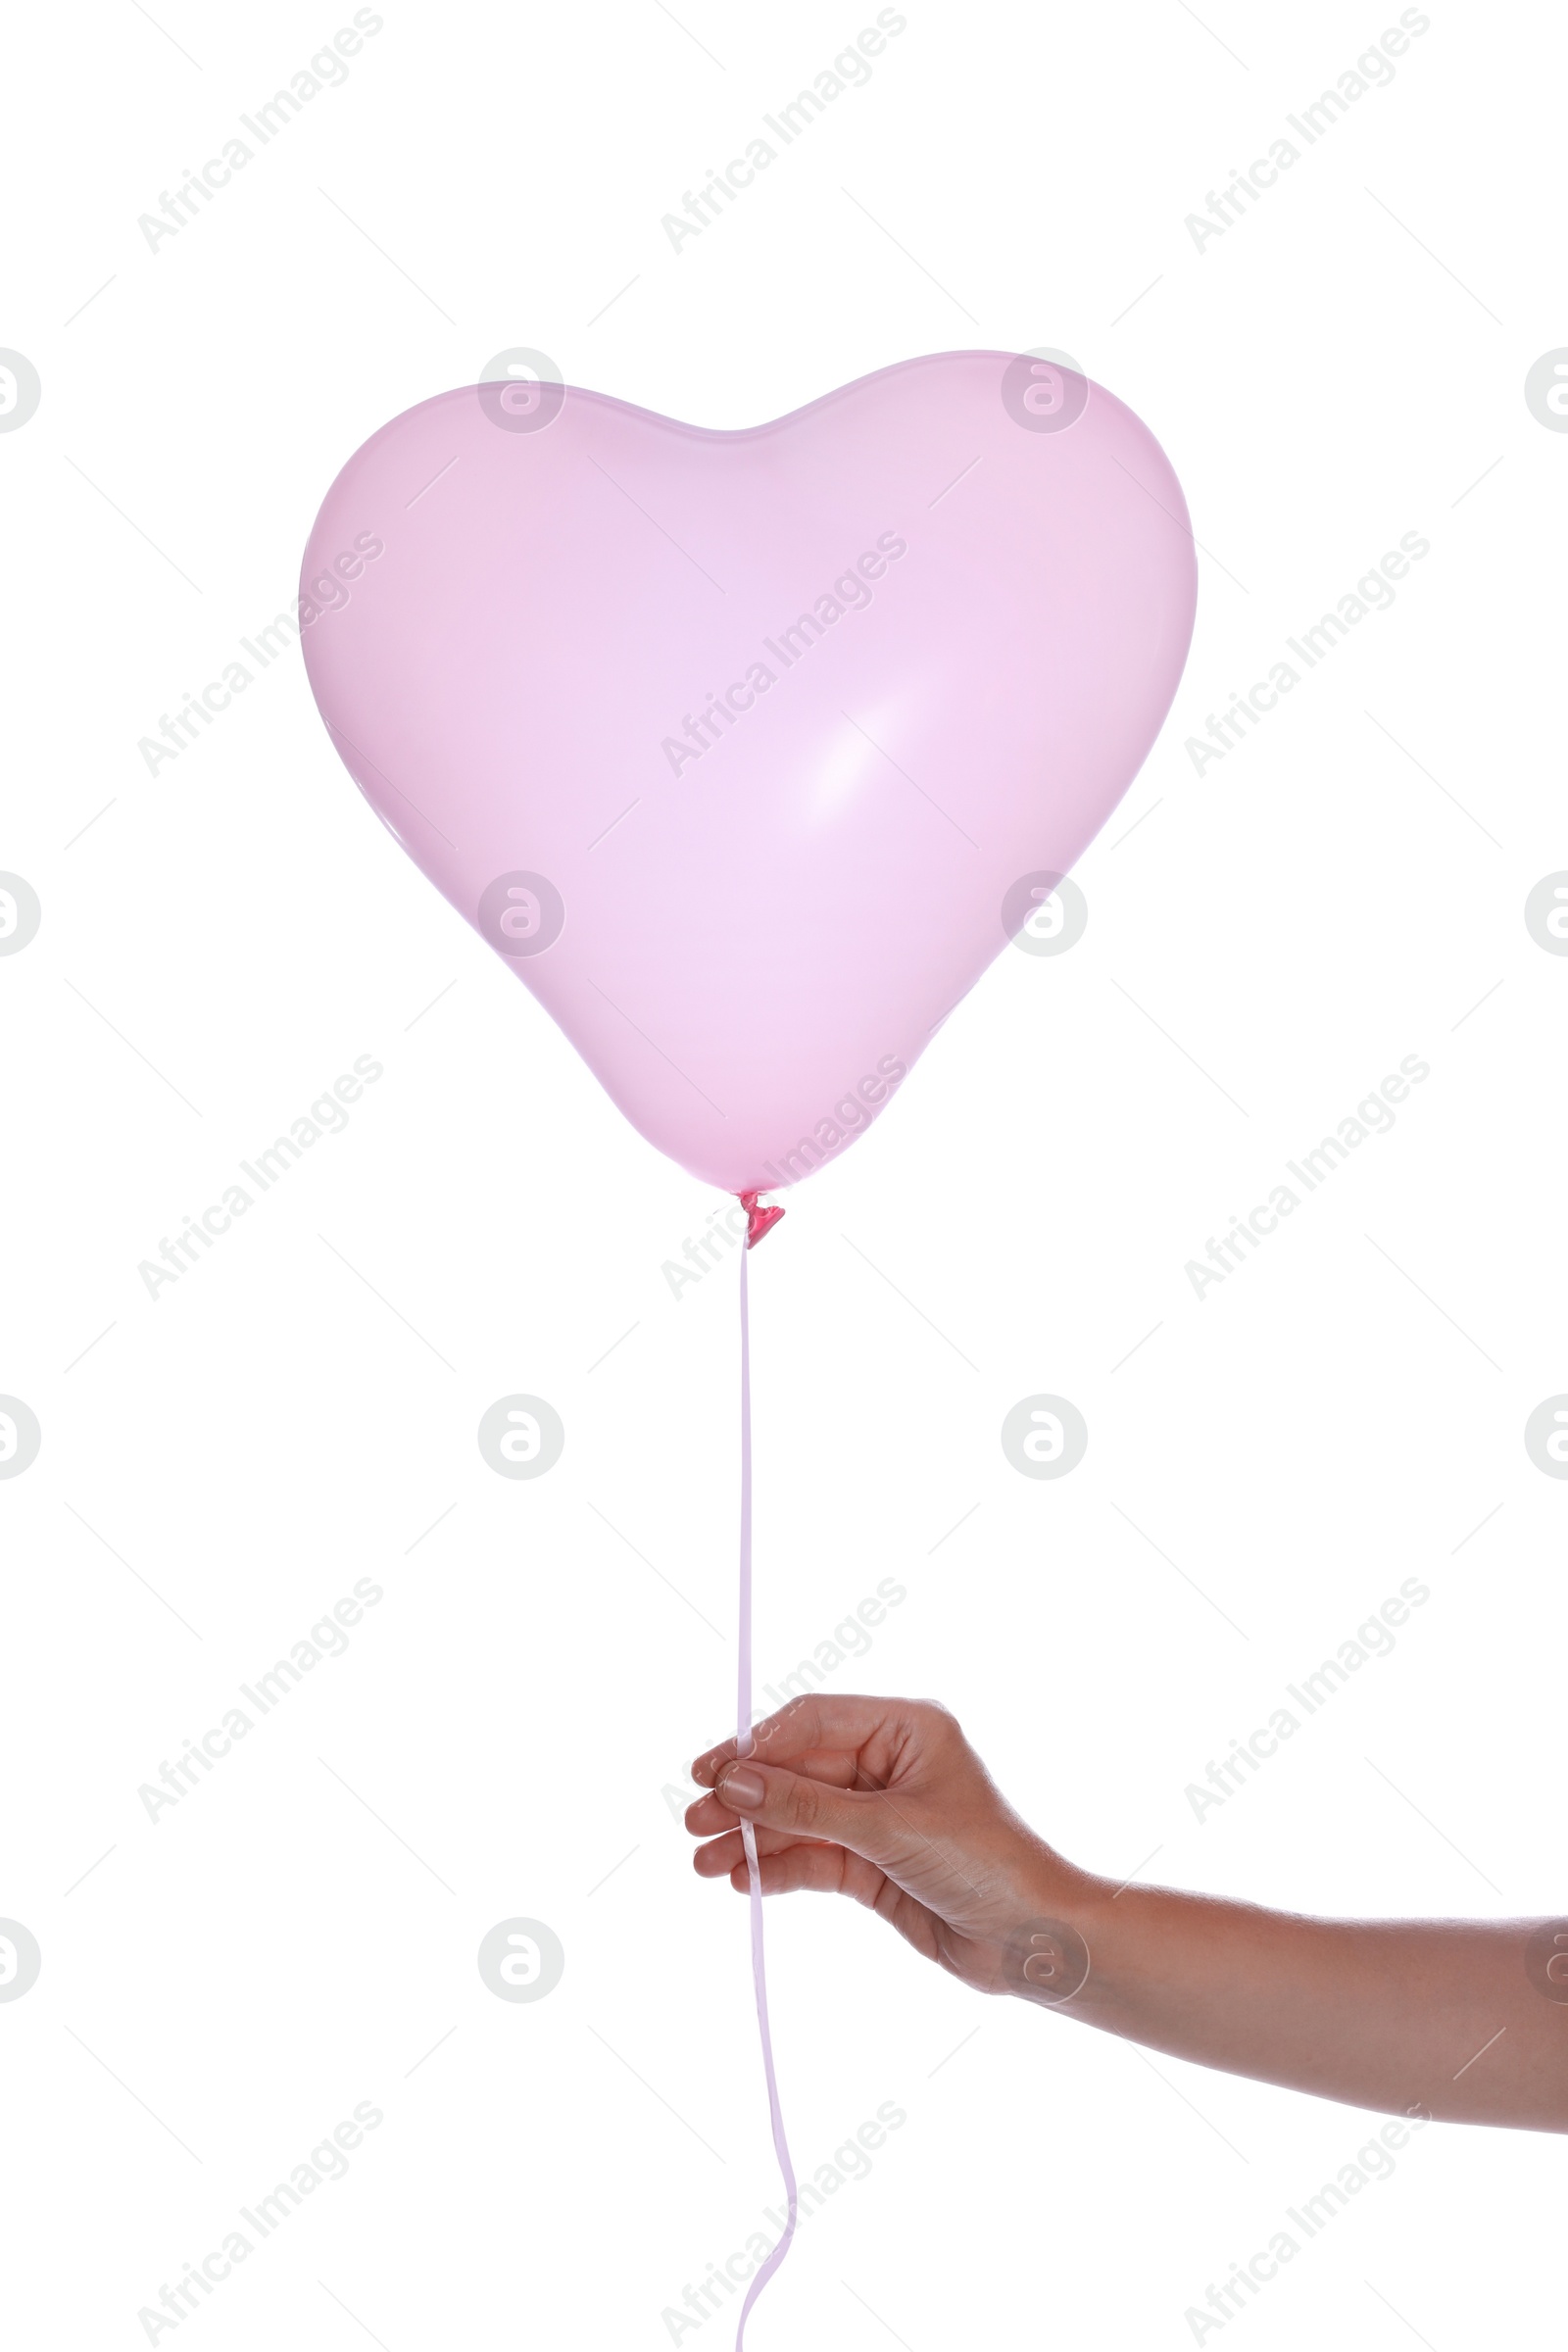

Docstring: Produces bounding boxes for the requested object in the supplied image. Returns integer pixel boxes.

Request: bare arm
[686,1694,1566,2132]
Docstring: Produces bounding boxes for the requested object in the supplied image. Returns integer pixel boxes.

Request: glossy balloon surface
[301,352,1197,1191]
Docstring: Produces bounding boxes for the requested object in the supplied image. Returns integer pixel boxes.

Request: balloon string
[734,1227,798,2346]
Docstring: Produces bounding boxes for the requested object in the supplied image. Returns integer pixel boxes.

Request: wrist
[1003,1839,1121,2013]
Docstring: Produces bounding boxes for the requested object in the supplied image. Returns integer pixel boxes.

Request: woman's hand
[688,1690,1568,2130]
[686,1693,1088,2002]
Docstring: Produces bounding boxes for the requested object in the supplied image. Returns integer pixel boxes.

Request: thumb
[715,1758,906,1866]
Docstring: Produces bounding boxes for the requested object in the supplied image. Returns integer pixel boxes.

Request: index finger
[690,1692,904,1786]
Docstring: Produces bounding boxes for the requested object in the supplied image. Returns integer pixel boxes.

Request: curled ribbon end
[737,1191,785,1250]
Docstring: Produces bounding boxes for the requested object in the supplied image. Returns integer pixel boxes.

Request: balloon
[300,351,1196,1195]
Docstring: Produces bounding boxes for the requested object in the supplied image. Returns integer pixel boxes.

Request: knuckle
[783,1775,819,1832]
[914,1697,959,1737]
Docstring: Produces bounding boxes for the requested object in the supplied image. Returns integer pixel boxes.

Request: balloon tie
[733,1232,798,2345]
[738,1191,784,1250]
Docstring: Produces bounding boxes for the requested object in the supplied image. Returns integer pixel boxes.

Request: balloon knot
[738,1191,784,1250]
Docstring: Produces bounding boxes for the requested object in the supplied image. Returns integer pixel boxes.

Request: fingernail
[718,1766,764,1810]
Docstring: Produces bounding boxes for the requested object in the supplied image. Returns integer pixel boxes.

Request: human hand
[691,1697,1568,2129]
[686,1694,1091,2002]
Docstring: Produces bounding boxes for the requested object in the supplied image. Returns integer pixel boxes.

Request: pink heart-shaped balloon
[301,352,1196,1194]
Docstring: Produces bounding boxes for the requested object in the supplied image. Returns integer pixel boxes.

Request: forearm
[1023,1850,1568,2132]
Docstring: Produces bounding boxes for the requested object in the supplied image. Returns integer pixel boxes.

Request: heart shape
[301,352,1196,1194]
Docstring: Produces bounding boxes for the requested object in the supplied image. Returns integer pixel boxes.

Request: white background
[3,0,1566,2345]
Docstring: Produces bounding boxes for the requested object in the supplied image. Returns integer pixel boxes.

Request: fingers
[718,1845,910,1913]
[691,1693,937,1787]
[692,1823,833,1879]
[689,1694,885,1785]
[685,1790,734,1838]
[714,1844,955,1984]
[723,1841,852,1898]
[708,1754,906,1868]
[683,1751,857,1838]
